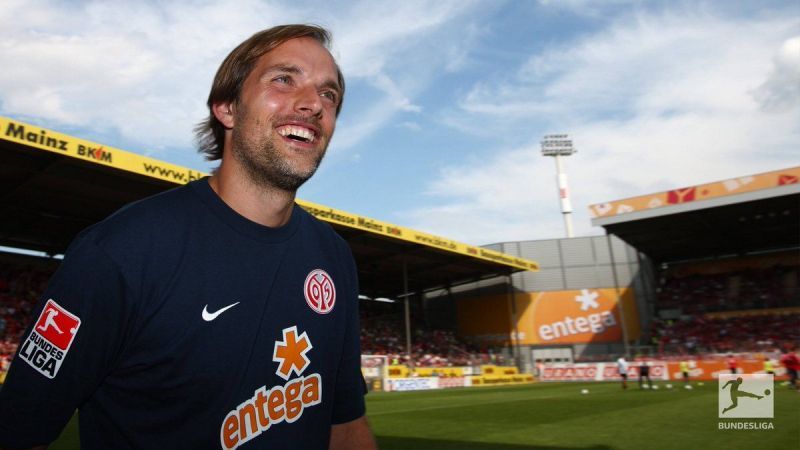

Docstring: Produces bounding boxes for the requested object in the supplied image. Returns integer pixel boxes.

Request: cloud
[325,0,485,151]
[0,0,485,162]
[406,145,558,245]
[753,36,800,113]
[0,0,300,157]
[320,0,495,152]
[537,0,641,18]
[412,6,800,244]
[332,96,404,149]
[398,121,421,131]
[331,0,475,77]
[461,10,798,122]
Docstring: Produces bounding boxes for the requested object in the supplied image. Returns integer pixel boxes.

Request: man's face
[230,37,341,192]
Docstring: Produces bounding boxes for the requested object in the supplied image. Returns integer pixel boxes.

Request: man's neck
[208,162,296,228]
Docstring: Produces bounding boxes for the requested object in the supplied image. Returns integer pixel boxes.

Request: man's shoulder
[295,205,349,249]
[78,181,201,254]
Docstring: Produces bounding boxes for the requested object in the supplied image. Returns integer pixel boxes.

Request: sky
[1,0,798,246]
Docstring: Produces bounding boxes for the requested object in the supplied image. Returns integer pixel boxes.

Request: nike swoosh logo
[202,302,240,322]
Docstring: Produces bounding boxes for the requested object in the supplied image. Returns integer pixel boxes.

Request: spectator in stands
[0,264,59,375]
[649,313,800,356]
[359,299,487,368]
[657,262,798,314]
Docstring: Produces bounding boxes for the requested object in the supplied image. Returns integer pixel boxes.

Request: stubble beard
[231,115,327,193]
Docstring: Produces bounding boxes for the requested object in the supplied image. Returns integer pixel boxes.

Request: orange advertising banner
[457,288,640,345]
[527,288,640,345]
[589,166,800,220]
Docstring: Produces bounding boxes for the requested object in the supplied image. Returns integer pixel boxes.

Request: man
[779,348,799,390]
[763,356,775,376]
[0,24,376,450]
[679,360,690,384]
[638,359,651,389]
[726,354,738,374]
[616,356,629,390]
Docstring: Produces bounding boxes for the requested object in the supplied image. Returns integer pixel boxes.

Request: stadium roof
[589,167,800,263]
[0,116,538,299]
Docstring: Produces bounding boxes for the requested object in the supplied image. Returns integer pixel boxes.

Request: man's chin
[263,164,319,192]
[283,153,325,181]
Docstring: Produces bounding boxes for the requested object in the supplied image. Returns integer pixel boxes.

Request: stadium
[1,116,799,448]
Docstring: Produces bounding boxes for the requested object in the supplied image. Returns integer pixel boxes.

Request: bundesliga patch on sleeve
[18,299,81,379]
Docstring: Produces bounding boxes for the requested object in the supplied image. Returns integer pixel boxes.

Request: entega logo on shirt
[220,326,322,450]
[19,299,81,379]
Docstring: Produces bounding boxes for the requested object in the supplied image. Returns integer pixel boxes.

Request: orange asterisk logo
[272,326,312,380]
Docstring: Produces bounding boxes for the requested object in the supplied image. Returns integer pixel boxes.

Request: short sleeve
[0,233,133,448]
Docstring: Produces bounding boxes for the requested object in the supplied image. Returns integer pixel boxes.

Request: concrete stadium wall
[425,234,658,371]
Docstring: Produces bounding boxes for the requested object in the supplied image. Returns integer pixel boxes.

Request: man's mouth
[277,125,317,144]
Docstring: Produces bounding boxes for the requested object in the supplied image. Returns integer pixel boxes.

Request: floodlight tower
[541,134,577,238]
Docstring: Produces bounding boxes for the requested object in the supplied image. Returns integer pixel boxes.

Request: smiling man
[0,25,375,450]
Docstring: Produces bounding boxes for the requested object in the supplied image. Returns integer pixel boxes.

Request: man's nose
[294,85,322,117]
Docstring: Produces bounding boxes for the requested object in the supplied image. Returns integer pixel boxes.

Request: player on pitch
[616,356,629,389]
[0,24,376,450]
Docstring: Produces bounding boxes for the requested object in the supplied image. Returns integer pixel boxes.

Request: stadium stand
[360,298,490,367]
[643,250,800,357]
[0,254,60,373]
[655,252,799,314]
[582,166,800,364]
[650,312,800,355]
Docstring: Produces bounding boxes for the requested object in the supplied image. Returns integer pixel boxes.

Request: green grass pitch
[367,382,799,450]
[50,381,799,449]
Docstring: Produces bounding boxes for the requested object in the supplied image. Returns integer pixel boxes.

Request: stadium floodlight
[541,134,577,238]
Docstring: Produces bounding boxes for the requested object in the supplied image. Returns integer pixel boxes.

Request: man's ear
[212,101,235,129]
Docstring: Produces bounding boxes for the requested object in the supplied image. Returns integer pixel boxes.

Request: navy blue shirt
[0,179,365,449]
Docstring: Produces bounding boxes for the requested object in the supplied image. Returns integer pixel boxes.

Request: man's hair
[195,24,345,161]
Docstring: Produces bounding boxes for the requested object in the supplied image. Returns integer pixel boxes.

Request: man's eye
[273,75,290,84]
[321,91,338,103]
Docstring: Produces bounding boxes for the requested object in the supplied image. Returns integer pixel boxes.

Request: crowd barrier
[539,362,669,382]
[539,359,790,382]
[387,365,472,378]
[381,365,534,392]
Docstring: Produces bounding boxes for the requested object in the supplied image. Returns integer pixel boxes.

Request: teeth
[278,125,315,143]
